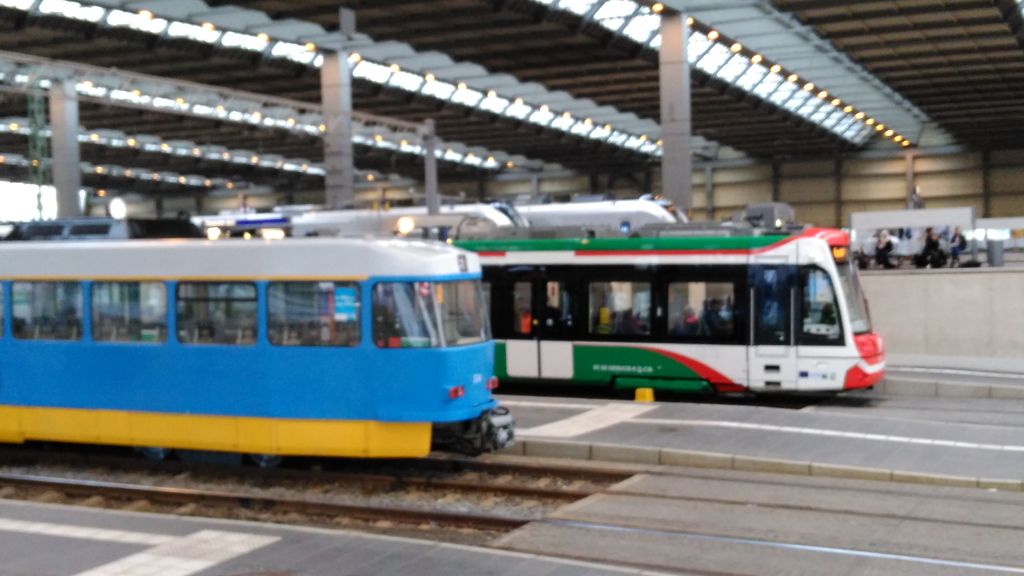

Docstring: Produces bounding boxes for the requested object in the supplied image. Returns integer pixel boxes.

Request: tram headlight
[206,226,223,241]
[396,216,416,236]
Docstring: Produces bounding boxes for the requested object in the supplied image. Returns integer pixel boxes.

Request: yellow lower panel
[1,405,432,458]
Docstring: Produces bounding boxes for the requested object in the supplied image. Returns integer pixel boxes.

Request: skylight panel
[588,125,612,140]
[106,9,168,34]
[443,149,465,162]
[622,14,660,44]
[528,107,555,126]
[451,86,483,107]
[503,100,532,120]
[607,131,629,146]
[479,94,511,115]
[686,31,711,64]
[388,70,424,92]
[221,31,269,52]
[623,135,646,150]
[797,97,824,119]
[835,117,857,136]
[736,64,767,91]
[550,114,575,131]
[696,43,730,75]
[0,0,34,9]
[822,109,845,129]
[167,21,221,44]
[38,0,104,22]
[769,81,796,106]
[352,60,393,84]
[594,0,636,20]
[570,121,594,137]
[271,41,317,65]
[422,80,456,100]
[597,17,626,32]
[753,72,784,98]
[784,90,810,112]
[639,141,659,154]
[715,54,749,84]
[557,0,599,16]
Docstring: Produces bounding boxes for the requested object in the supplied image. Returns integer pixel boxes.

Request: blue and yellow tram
[0,237,513,458]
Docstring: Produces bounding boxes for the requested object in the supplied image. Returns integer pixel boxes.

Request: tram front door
[748,264,799,391]
[504,271,575,380]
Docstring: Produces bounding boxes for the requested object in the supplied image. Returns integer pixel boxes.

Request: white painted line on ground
[631,418,1024,453]
[500,399,598,411]
[517,403,657,438]
[890,367,1024,380]
[73,529,279,576]
[0,517,173,545]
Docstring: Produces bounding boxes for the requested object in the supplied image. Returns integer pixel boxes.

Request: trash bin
[987,239,1005,267]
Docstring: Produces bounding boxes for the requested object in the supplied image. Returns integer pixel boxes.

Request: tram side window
[11,282,83,341]
[511,282,532,336]
[267,282,360,347]
[177,282,257,345]
[667,282,735,338]
[372,282,441,348]
[800,268,843,346]
[589,282,651,336]
[93,282,167,343]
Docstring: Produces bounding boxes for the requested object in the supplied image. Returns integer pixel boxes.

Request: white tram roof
[0,237,480,280]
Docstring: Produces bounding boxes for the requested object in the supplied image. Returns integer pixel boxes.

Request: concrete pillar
[421,119,440,215]
[659,12,692,214]
[833,155,843,228]
[704,165,714,221]
[904,150,917,208]
[981,150,992,218]
[49,79,82,218]
[321,51,355,209]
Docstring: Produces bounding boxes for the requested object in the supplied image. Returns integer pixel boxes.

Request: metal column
[659,12,693,213]
[321,51,355,209]
[421,119,440,215]
[49,79,81,218]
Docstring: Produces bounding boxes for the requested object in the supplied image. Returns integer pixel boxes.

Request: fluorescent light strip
[0,149,233,189]
[528,0,913,147]
[0,0,658,157]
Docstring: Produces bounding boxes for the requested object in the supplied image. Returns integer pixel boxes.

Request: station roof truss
[772,0,1024,149]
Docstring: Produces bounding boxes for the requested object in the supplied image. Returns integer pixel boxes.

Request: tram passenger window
[11,282,83,341]
[176,282,257,345]
[372,282,441,348]
[542,281,573,335]
[267,282,360,347]
[589,282,651,336]
[800,268,842,346]
[93,282,167,343]
[511,282,532,336]
[667,282,735,338]
[438,281,490,346]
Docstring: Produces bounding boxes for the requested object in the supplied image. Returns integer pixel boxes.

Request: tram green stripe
[457,235,785,253]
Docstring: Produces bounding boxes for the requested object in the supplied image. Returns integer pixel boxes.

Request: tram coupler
[433,406,516,456]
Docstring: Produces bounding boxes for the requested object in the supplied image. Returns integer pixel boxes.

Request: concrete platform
[0,500,664,576]
[499,393,1024,488]
[495,465,1024,575]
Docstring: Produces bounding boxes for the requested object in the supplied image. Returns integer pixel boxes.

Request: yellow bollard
[635,387,655,403]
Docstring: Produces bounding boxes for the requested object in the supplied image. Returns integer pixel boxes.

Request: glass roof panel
[784,90,810,112]
[422,80,456,100]
[388,70,424,92]
[716,54,750,84]
[594,0,636,20]
[686,31,711,64]
[696,43,731,75]
[736,63,767,91]
[753,72,783,98]
[769,81,796,106]
[622,14,660,44]
[451,87,484,107]
[557,0,600,15]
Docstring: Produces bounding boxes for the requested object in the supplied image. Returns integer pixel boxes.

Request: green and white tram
[458,228,884,394]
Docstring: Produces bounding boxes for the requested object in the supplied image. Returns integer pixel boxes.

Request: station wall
[103,147,1024,225]
[860,268,1024,371]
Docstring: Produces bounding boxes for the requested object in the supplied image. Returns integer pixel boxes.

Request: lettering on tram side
[593,364,656,375]
[799,370,838,381]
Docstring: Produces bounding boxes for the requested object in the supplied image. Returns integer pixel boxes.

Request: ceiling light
[651,2,664,13]
[901,140,911,147]
[803,82,815,92]
[138,9,153,19]
[367,174,375,182]
[884,129,894,137]
[770,64,782,74]
[843,105,854,113]
[487,90,497,98]
[457,81,468,90]
[304,42,316,52]
[686,16,694,26]
[855,112,865,120]
[257,33,269,42]
[506,161,515,168]
[751,54,763,65]
[389,63,401,73]
[707,30,719,41]
[894,135,904,143]
[787,74,798,83]
[348,52,362,64]
[831,98,841,107]
[817,90,828,99]
[730,43,742,53]
[201,22,215,31]
[865,118,875,126]
[424,72,436,83]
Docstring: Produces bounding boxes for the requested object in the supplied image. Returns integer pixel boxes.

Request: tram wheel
[136,447,171,461]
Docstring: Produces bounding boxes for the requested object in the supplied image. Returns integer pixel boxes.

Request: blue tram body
[0,239,513,458]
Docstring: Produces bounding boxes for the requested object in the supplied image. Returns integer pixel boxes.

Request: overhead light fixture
[651,2,664,14]
[304,42,316,52]
[201,22,215,31]
[257,32,269,42]
[424,72,436,83]
[707,30,719,41]
[884,129,894,137]
[751,54,763,65]
[730,43,742,53]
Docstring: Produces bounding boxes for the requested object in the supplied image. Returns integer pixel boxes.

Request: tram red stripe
[638,347,746,393]
[477,251,507,257]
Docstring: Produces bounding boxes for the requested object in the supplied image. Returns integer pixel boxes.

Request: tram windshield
[373,280,490,348]
[837,260,872,334]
